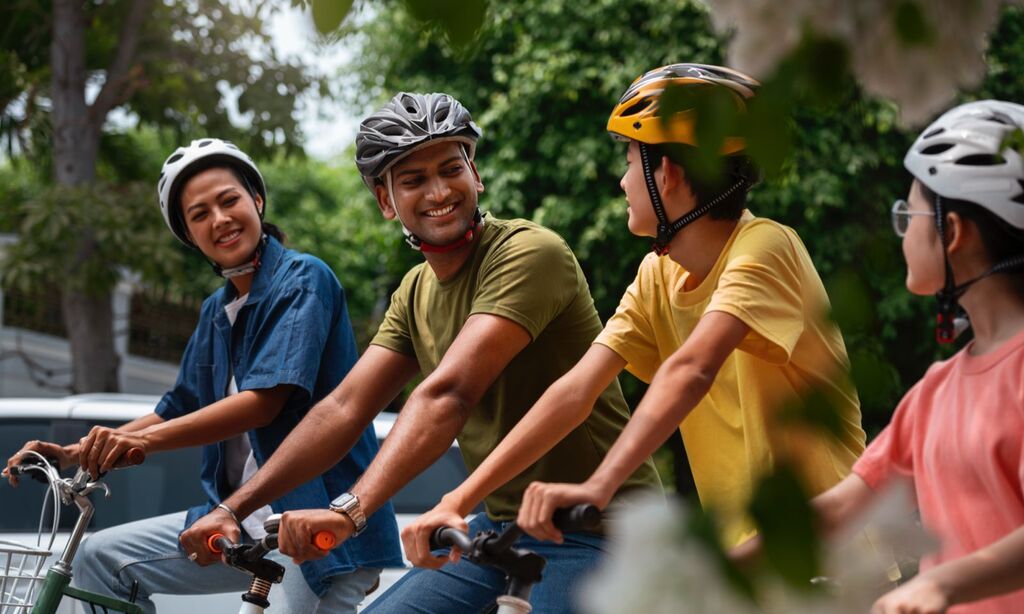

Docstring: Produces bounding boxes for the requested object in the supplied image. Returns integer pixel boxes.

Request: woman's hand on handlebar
[517,481,607,544]
[403,498,469,569]
[78,426,147,479]
[180,506,242,566]
[277,509,350,564]
[3,440,79,486]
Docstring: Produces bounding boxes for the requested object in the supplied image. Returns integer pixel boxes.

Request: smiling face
[179,166,264,269]
[375,141,484,247]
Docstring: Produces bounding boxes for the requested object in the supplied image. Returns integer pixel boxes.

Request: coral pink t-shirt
[854,328,1024,613]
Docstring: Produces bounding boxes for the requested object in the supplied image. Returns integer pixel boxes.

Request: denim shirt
[155,236,403,595]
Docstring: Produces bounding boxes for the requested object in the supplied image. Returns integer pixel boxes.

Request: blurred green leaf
[312,0,354,35]
[749,464,821,588]
[404,0,487,48]
[1001,127,1024,157]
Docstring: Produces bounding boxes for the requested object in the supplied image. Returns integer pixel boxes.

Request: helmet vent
[923,127,944,138]
[1012,181,1024,204]
[920,143,954,155]
[198,139,212,147]
[956,153,1006,166]
[166,152,185,164]
[620,98,652,117]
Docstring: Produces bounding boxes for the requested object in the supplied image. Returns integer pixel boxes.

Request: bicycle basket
[0,540,51,613]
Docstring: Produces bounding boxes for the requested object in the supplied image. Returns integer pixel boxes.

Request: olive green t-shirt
[372,216,662,520]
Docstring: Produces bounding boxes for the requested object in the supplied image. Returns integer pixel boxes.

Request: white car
[0,394,471,612]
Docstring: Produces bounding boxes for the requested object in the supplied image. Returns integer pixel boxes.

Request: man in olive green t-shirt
[182,92,661,613]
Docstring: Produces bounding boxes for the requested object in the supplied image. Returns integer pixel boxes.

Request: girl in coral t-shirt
[814,100,1024,614]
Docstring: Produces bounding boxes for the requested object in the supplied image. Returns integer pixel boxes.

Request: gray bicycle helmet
[904,100,1024,229]
[355,92,482,192]
[157,138,267,247]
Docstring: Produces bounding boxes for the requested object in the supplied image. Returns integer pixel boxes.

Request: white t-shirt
[222,293,273,539]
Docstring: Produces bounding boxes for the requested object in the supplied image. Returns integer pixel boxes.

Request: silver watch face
[330,493,356,511]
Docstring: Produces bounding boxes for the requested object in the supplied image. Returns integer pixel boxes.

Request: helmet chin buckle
[215,235,266,280]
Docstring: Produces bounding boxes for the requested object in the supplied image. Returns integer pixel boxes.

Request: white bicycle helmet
[904,99,1024,229]
[157,138,267,246]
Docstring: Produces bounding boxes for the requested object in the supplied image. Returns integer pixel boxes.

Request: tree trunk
[51,0,119,392]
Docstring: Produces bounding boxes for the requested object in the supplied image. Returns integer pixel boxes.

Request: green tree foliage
[0,0,318,391]
[344,0,1024,432]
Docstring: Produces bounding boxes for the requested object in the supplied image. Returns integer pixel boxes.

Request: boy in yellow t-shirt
[405,64,865,553]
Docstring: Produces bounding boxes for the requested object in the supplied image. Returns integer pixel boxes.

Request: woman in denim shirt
[6,139,403,613]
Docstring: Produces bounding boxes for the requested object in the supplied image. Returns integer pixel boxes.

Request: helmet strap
[214,233,267,280]
[932,194,1024,343]
[639,143,747,256]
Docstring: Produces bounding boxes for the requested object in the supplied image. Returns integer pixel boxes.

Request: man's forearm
[352,389,469,517]
[225,395,374,518]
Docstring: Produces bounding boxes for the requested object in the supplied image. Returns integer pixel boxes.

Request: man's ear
[469,160,485,194]
[374,183,397,220]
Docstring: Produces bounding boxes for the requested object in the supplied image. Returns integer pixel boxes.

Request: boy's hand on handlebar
[3,440,79,486]
[870,574,950,614]
[78,426,147,479]
[517,481,606,544]
[278,509,351,564]
[402,500,468,569]
[180,506,241,566]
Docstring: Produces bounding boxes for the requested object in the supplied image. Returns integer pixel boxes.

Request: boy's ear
[469,160,484,193]
[374,184,397,220]
[660,155,684,193]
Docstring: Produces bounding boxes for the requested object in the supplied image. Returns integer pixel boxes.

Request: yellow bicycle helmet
[609,64,759,254]
[607,63,758,154]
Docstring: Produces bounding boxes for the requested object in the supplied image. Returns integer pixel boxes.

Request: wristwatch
[329,492,367,535]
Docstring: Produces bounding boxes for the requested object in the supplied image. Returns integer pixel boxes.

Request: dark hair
[173,163,286,244]
[919,183,1024,297]
[646,145,758,221]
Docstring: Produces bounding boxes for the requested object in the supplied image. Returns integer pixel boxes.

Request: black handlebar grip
[429,527,456,551]
[552,504,601,533]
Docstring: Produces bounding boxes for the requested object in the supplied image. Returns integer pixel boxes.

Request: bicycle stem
[54,493,95,575]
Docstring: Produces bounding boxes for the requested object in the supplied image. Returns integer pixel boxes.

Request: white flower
[580,482,937,613]
[703,0,1020,125]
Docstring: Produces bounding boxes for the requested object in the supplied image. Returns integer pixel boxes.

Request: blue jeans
[72,511,380,614]
[364,515,605,614]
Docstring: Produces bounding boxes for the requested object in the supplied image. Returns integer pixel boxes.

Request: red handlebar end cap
[314,532,336,551]
[206,533,225,554]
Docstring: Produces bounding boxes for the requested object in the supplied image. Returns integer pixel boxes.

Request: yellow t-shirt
[595,211,865,546]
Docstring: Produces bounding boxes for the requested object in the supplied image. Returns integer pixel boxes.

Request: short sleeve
[705,224,806,364]
[594,257,661,383]
[853,383,921,490]
[237,284,337,401]
[469,229,579,340]
[370,271,416,356]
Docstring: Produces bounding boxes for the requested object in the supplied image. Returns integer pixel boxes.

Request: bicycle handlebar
[429,503,602,552]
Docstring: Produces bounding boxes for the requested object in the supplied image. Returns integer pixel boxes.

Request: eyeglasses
[891,199,934,237]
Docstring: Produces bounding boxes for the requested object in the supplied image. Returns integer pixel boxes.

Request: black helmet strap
[638,142,747,256]
[932,194,1024,343]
